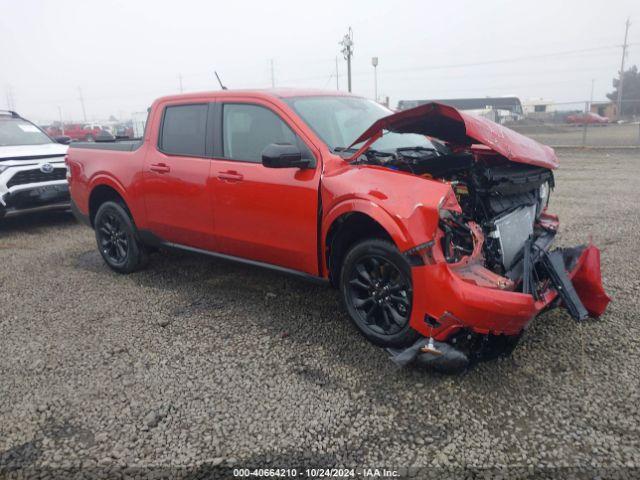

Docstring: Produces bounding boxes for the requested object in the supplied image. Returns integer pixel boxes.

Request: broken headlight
[536,181,551,218]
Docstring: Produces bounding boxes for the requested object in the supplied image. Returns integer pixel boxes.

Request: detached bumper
[408,244,610,341]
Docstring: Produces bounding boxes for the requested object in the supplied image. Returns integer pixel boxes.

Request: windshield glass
[0,118,53,146]
[285,96,434,152]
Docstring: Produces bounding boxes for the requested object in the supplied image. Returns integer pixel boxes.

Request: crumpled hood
[0,143,68,161]
[350,102,559,169]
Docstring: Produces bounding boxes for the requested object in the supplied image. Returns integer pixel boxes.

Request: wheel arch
[323,201,411,286]
[88,181,129,227]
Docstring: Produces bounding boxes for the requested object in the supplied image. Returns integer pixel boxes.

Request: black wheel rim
[347,254,412,336]
[97,211,129,264]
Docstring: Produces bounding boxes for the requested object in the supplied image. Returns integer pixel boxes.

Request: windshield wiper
[332,146,356,153]
[333,146,387,156]
[396,146,437,152]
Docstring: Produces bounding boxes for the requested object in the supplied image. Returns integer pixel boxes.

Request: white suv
[0,111,70,219]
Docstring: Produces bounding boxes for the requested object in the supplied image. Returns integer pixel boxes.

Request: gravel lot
[1,149,639,479]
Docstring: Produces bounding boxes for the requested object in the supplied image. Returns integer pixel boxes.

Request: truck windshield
[0,117,53,146]
[285,96,434,152]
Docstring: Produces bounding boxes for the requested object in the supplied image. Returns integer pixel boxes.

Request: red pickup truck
[66,89,610,371]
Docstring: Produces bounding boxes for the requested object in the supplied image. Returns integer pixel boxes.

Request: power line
[370,44,638,75]
[275,42,639,84]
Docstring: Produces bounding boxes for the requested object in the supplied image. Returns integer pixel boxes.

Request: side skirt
[138,229,329,286]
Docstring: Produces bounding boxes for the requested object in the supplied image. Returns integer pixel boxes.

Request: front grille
[7,168,67,188]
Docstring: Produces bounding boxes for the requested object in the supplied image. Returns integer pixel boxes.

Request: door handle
[217,171,244,182]
[150,163,171,173]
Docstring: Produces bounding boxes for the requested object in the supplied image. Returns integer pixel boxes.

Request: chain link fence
[505,99,640,147]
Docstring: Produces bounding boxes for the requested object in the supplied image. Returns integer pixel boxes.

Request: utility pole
[617,17,631,119]
[270,59,275,88]
[78,86,87,122]
[340,27,354,92]
[57,106,64,134]
[5,85,14,110]
[179,74,184,93]
[582,101,589,146]
[335,57,339,90]
[371,57,379,102]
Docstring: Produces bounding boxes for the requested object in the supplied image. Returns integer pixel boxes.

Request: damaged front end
[349,102,611,372]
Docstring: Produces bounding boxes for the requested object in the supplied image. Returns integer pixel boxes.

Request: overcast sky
[2,0,639,123]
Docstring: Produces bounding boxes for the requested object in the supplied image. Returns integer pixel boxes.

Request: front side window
[0,118,53,146]
[222,104,298,162]
[159,104,208,156]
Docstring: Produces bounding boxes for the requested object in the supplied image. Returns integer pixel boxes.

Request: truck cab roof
[153,88,359,105]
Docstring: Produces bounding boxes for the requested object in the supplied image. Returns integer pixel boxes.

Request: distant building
[590,101,617,120]
[522,98,557,115]
[397,97,524,124]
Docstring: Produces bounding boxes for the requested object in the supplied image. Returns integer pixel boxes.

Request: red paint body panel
[409,243,609,340]
[66,89,610,345]
[571,245,611,317]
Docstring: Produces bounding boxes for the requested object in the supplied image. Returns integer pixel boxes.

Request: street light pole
[371,57,379,102]
[617,18,631,119]
[340,27,354,92]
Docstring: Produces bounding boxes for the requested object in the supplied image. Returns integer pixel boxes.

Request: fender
[321,194,444,278]
[321,165,453,277]
[323,197,412,245]
[86,173,146,226]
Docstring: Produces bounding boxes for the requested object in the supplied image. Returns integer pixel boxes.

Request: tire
[340,238,420,348]
[94,201,148,274]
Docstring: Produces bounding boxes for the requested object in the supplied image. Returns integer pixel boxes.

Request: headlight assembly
[537,181,551,217]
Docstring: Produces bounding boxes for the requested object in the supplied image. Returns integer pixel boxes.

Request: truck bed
[70,140,142,152]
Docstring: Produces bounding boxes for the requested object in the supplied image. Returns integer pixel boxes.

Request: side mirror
[261,143,312,169]
[54,135,71,145]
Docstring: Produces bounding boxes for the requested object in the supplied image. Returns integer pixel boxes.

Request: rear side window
[159,104,208,156]
[222,104,298,162]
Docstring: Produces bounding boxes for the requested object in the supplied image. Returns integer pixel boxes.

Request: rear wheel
[340,239,419,348]
[94,201,148,273]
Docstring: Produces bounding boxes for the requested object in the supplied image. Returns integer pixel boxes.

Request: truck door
[141,102,215,250]
[209,100,321,275]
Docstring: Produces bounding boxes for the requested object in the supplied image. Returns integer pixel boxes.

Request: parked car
[61,123,112,142]
[114,124,135,139]
[0,110,70,219]
[566,112,610,125]
[66,90,610,371]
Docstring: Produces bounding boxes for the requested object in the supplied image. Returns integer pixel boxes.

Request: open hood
[350,102,559,169]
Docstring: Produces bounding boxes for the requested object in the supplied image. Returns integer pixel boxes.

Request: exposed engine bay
[355,142,555,285]
[342,101,609,370]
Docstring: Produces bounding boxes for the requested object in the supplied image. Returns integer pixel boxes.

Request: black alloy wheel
[341,239,419,347]
[94,201,148,274]
[97,210,129,265]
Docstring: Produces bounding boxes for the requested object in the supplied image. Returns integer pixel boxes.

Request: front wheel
[94,201,148,274]
[340,239,419,348]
